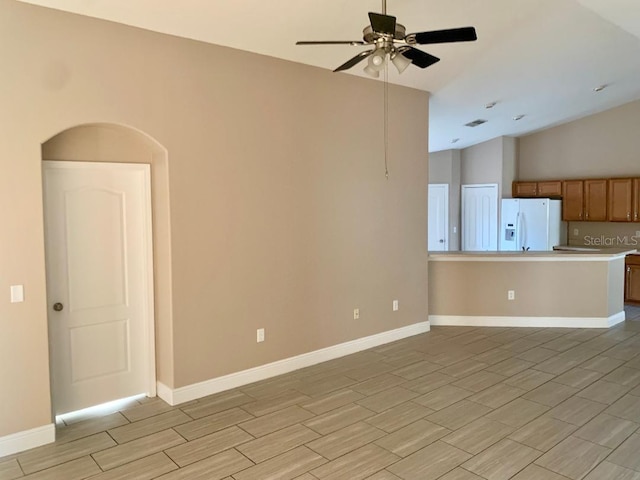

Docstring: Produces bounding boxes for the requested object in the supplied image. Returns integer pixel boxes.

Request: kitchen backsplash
[567,222,640,248]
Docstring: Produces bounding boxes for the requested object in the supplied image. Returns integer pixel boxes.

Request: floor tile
[121,399,175,422]
[174,407,254,440]
[504,369,555,391]
[86,452,178,480]
[437,468,484,480]
[553,368,603,389]
[515,347,558,364]
[364,402,433,433]
[165,425,253,466]
[156,448,253,480]
[508,416,578,452]
[233,446,325,480]
[439,360,488,378]
[352,374,406,396]
[356,387,419,413]
[300,389,364,415]
[606,394,640,422]
[574,413,638,448]
[576,380,632,405]
[402,372,456,394]
[522,382,578,407]
[606,433,640,471]
[535,436,611,480]
[451,371,506,392]
[511,463,571,479]
[462,439,542,480]
[583,461,640,480]
[0,458,22,480]
[92,429,185,470]
[486,398,550,428]
[242,390,311,417]
[55,412,129,444]
[375,419,450,457]
[180,390,255,419]
[533,357,581,375]
[412,385,473,411]
[442,417,514,455]
[388,441,471,480]
[603,366,640,387]
[306,422,385,460]
[311,444,399,480]
[580,355,626,374]
[467,383,526,409]
[294,375,357,397]
[20,457,100,480]
[544,396,607,426]
[392,360,441,380]
[486,358,535,377]
[426,400,493,431]
[107,409,191,444]
[239,405,314,437]
[18,432,115,474]
[472,348,514,365]
[236,424,319,464]
[304,403,375,435]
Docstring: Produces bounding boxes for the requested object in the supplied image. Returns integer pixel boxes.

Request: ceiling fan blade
[369,12,397,36]
[408,27,477,45]
[334,50,374,72]
[401,47,440,69]
[296,40,366,46]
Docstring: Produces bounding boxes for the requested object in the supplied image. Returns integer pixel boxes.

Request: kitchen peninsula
[428,248,635,328]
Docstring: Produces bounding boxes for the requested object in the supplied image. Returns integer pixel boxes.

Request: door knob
[53,302,64,312]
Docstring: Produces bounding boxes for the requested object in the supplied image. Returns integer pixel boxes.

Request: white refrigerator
[500,198,565,251]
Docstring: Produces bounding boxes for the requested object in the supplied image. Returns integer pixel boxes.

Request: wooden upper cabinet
[562,180,584,221]
[608,178,633,222]
[536,181,562,197]
[634,178,640,222]
[584,179,608,221]
[512,182,537,197]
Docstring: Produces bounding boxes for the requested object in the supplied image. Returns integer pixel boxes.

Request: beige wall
[429,259,621,318]
[461,136,516,201]
[0,0,429,439]
[519,99,640,180]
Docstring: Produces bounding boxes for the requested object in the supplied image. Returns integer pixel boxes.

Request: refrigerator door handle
[518,212,526,250]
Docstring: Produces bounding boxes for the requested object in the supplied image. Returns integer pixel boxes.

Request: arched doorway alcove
[41,123,174,405]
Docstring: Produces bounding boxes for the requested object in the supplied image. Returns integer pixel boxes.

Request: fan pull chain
[384,63,389,179]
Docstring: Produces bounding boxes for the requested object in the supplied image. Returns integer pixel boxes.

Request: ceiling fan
[296,0,477,77]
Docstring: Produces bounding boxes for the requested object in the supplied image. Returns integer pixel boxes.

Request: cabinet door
[562,180,584,221]
[634,178,640,222]
[626,264,640,303]
[513,182,537,197]
[584,179,608,221]
[608,178,633,222]
[537,181,562,198]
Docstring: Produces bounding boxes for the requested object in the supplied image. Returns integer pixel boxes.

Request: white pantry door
[461,184,498,251]
[43,161,155,415]
[428,184,449,251]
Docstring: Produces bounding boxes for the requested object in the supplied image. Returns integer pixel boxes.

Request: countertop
[428,247,636,262]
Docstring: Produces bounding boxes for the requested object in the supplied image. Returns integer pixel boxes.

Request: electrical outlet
[508,290,515,300]
[573,228,579,236]
[636,230,640,238]
[256,328,265,343]
[353,308,360,320]
[392,300,399,311]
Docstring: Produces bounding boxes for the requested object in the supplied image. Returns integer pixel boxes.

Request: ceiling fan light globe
[363,64,380,78]
[391,53,412,73]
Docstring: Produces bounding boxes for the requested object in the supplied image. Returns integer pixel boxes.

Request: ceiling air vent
[465,119,487,127]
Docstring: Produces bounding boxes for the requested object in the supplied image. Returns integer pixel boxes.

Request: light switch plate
[10,285,24,303]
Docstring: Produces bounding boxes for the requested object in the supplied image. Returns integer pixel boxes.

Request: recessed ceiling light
[465,119,487,127]
[513,114,525,121]
[593,85,607,92]
[451,138,460,144]
[485,102,497,109]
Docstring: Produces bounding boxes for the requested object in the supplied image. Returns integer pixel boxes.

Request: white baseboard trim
[0,423,55,457]
[158,321,430,406]
[429,311,626,329]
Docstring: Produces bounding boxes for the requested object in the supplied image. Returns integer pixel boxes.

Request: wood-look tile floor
[3,308,640,480]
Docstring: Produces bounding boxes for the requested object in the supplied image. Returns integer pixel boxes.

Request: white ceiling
[18,0,640,152]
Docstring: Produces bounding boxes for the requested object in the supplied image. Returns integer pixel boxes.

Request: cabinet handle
[628,212,631,220]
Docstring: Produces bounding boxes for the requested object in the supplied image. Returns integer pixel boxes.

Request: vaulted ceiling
[18,0,640,152]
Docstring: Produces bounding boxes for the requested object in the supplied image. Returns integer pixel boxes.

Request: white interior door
[43,161,155,415]
[462,184,498,251]
[428,184,449,251]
